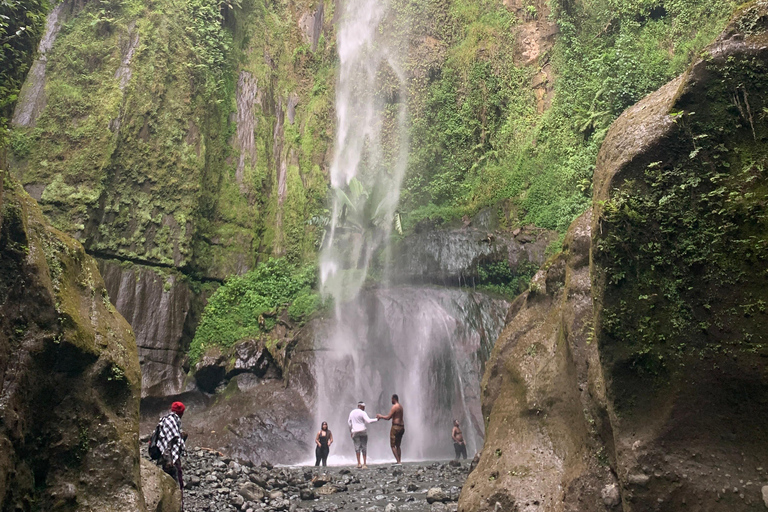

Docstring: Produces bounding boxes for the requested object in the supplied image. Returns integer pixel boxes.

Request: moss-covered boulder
[458,211,617,512]
[140,459,181,512]
[0,172,144,511]
[592,2,768,509]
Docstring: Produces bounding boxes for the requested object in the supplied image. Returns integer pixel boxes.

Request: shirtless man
[452,420,467,460]
[376,394,404,464]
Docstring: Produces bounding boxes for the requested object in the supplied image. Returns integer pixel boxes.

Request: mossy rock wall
[591,2,768,509]
[0,171,143,511]
[458,211,616,512]
[9,0,336,279]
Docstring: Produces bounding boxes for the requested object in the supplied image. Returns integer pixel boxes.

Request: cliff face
[591,2,768,509]
[9,0,332,276]
[8,0,337,398]
[458,211,615,512]
[463,2,768,510]
[0,172,143,511]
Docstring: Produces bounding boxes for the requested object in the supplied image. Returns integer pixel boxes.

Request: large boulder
[459,211,616,512]
[0,173,144,510]
[590,3,768,510]
[140,459,181,512]
[463,4,768,511]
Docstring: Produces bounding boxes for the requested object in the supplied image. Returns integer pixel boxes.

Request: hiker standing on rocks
[155,402,187,506]
[377,394,404,465]
[314,421,333,466]
[348,401,377,468]
[452,419,467,460]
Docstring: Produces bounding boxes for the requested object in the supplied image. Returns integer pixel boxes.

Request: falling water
[313,0,507,463]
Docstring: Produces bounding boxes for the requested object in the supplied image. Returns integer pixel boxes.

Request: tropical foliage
[188,258,320,364]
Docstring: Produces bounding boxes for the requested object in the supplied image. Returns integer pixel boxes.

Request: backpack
[148,423,162,460]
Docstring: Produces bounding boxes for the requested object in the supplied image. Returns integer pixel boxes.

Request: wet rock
[762,486,768,509]
[393,227,555,286]
[0,177,144,510]
[98,259,193,398]
[141,459,182,512]
[601,483,621,507]
[459,212,618,512]
[384,504,399,512]
[194,349,228,393]
[431,503,448,512]
[627,473,650,487]
[312,474,331,487]
[300,488,316,500]
[427,487,449,503]
[240,482,266,501]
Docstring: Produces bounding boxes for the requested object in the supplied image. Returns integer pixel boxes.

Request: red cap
[171,402,185,415]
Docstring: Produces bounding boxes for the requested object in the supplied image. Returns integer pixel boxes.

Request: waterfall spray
[313,0,506,464]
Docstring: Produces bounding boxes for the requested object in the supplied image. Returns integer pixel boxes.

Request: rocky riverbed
[155,448,469,512]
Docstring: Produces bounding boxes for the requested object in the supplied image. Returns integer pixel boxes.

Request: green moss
[400,0,737,233]
[188,258,318,364]
[594,52,768,396]
[0,0,50,146]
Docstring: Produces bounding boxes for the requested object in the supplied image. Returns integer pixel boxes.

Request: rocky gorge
[2,0,768,511]
[156,448,469,512]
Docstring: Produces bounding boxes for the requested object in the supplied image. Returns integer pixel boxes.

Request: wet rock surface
[392,226,555,287]
[168,449,467,512]
[99,259,195,398]
[0,176,144,510]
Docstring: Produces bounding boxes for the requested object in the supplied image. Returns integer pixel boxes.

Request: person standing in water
[314,421,333,466]
[377,394,404,465]
[452,419,467,460]
[348,401,377,468]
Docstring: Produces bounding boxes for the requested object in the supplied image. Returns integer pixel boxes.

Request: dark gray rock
[392,226,555,286]
[99,259,194,398]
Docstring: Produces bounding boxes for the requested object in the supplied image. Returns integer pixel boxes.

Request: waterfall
[313,0,506,464]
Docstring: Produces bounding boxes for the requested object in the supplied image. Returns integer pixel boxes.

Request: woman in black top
[314,421,333,466]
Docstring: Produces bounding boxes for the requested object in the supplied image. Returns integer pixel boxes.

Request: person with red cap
[155,401,187,507]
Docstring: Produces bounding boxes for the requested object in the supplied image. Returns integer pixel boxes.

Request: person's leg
[315,446,321,466]
[175,460,184,511]
[322,446,328,466]
[354,434,362,467]
[361,435,368,468]
[394,427,403,464]
[461,443,467,459]
[454,443,460,460]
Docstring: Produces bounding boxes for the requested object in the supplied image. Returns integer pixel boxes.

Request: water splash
[319,0,408,300]
[314,288,508,463]
[313,0,505,463]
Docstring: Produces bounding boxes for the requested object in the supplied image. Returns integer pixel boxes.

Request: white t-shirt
[348,408,377,434]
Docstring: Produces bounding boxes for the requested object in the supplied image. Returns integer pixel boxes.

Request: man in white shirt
[348,401,377,468]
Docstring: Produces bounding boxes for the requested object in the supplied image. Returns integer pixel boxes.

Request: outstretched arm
[365,413,378,423]
[377,405,396,421]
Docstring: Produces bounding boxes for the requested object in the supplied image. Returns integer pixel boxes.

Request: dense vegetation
[594,35,768,391]
[188,258,320,363]
[401,0,737,232]
[0,0,49,150]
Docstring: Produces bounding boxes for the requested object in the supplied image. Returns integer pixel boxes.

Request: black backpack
[148,423,162,460]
